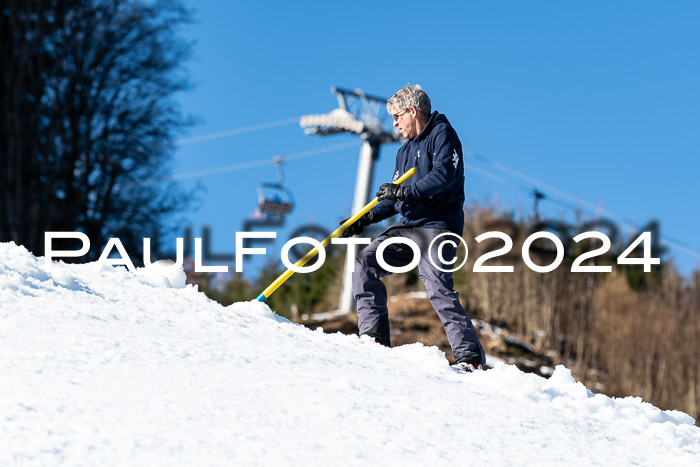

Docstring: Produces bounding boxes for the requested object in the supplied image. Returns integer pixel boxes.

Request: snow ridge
[1,242,699,465]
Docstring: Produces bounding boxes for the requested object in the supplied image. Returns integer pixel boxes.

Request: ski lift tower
[300,86,403,314]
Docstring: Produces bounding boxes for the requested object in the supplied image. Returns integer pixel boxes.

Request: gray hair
[387,84,431,117]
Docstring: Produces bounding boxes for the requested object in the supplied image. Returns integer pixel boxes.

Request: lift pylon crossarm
[328,86,395,133]
[299,109,365,135]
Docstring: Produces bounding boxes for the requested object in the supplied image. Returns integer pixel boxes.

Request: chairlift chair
[255,157,295,218]
[257,183,294,216]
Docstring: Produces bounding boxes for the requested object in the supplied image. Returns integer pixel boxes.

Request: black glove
[376,183,409,201]
[338,211,376,238]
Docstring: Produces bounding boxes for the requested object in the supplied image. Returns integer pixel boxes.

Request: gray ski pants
[352,223,485,363]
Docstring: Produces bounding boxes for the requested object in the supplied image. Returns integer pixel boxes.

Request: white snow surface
[1,241,699,466]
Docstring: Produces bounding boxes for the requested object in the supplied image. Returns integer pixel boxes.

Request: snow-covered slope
[1,242,699,465]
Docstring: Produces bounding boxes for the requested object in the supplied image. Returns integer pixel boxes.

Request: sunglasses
[392,109,409,121]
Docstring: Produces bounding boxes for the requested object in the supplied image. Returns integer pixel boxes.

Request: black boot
[363,314,391,347]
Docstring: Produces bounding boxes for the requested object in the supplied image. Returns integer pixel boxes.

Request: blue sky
[170,0,700,277]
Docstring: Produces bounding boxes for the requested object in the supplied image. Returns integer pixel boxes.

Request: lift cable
[175,116,302,146]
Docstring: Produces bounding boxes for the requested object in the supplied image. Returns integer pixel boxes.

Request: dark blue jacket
[371,111,465,234]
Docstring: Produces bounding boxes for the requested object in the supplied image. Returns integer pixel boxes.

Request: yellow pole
[255,167,416,302]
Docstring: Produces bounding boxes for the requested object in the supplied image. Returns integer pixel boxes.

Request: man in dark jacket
[342,84,485,372]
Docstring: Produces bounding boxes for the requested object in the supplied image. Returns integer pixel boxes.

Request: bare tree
[1,0,192,260]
